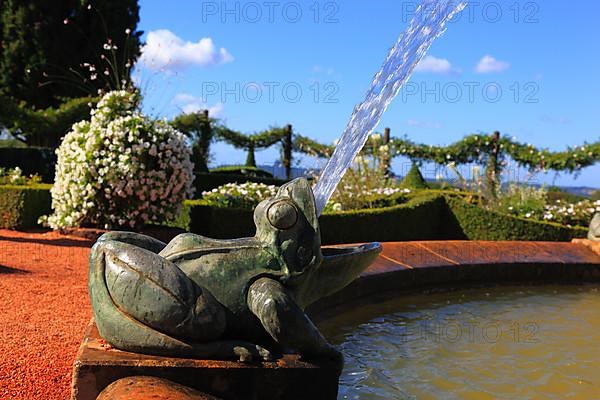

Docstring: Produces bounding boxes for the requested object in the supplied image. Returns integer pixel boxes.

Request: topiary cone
[401,163,429,189]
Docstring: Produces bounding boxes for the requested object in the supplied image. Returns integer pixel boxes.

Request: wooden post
[383,127,390,145]
[196,109,211,172]
[283,124,293,180]
[245,142,256,167]
[382,127,391,177]
[486,131,501,201]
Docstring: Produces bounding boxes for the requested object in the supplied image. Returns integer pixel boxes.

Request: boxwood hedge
[1,184,588,242]
[172,191,587,243]
[443,196,587,241]
[0,184,52,229]
[0,147,56,183]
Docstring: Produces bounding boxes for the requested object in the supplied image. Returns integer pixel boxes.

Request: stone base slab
[71,321,339,400]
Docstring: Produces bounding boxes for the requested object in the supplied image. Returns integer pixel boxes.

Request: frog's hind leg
[89,239,271,361]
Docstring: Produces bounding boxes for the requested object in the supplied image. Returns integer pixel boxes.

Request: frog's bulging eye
[267,200,298,230]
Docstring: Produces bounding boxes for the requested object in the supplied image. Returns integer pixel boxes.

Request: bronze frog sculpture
[89,178,381,366]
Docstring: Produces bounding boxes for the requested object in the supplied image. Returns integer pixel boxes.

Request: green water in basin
[319,285,600,399]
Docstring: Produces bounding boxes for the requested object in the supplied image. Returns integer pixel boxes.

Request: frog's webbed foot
[89,235,232,358]
[248,277,342,370]
[233,343,273,363]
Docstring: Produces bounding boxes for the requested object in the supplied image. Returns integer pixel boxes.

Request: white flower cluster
[338,185,410,199]
[0,167,23,184]
[0,167,41,185]
[202,182,278,209]
[540,199,600,226]
[42,90,195,229]
[367,187,411,196]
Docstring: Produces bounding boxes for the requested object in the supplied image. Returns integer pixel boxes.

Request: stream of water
[312,0,466,215]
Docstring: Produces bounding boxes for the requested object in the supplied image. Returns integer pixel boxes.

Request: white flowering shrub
[535,199,600,227]
[494,183,600,227]
[0,167,42,186]
[202,180,411,213]
[202,182,278,209]
[42,90,195,229]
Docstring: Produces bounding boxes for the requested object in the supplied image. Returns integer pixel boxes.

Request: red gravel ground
[0,229,93,400]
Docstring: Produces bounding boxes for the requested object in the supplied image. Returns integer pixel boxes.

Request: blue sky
[136,0,600,188]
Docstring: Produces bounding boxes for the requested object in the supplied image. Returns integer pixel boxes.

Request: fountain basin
[321,283,600,399]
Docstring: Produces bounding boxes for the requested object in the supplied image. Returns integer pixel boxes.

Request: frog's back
[159,233,282,314]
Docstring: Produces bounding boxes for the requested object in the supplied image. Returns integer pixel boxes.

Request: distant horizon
[214,161,599,193]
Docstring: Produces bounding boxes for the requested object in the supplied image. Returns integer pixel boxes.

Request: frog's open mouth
[319,242,382,281]
[292,242,383,307]
[321,242,382,259]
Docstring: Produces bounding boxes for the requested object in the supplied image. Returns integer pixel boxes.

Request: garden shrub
[0,184,52,229]
[0,167,42,186]
[171,189,588,244]
[444,195,587,241]
[42,90,194,229]
[546,186,588,203]
[400,163,429,189]
[0,147,56,182]
[210,165,274,178]
[490,183,599,227]
[201,182,278,209]
[319,194,449,244]
[173,193,451,244]
[193,172,286,196]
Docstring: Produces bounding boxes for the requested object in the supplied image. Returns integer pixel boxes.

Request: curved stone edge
[96,376,221,400]
[308,240,600,321]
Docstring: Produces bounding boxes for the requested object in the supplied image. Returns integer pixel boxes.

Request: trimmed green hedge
[443,196,587,241]
[174,193,449,244]
[0,183,587,242]
[320,194,448,244]
[210,166,274,178]
[0,147,56,183]
[0,184,52,229]
[172,191,587,243]
[193,172,287,197]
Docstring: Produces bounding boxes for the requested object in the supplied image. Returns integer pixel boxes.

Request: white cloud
[540,114,570,125]
[407,119,443,129]
[475,55,510,73]
[414,55,456,75]
[172,93,224,117]
[140,30,233,72]
[312,65,336,75]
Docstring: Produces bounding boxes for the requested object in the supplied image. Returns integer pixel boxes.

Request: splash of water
[313,0,466,215]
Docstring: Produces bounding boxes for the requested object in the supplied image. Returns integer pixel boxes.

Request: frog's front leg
[89,238,271,362]
[247,277,343,370]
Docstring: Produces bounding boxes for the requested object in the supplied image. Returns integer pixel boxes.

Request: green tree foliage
[0,0,142,147]
[0,95,96,147]
[171,111,214,173]
[213,125,287,167]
